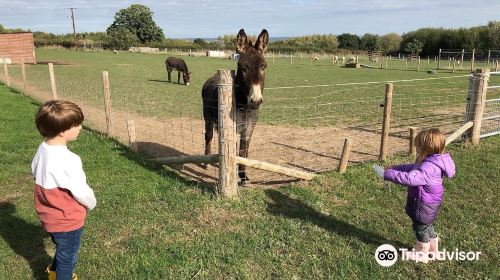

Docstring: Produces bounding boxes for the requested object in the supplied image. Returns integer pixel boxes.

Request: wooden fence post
[438,49,441,69]
[21,58,26,95]
[409,127,417,156]
[470,49,475,72]
[217,69,237,198]
[3,58,10,87]
[379,83,393,160]
[102,71,112,136]
[461,49,465,68]
[338,138,352,173]
[48,63,57,99]
[469,69,490,145]
[127,119,138,152]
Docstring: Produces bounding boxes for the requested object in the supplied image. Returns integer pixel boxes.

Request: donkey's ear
[254,29,269,53]
[236,29,250,54]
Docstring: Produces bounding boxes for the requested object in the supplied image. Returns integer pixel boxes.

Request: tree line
[1,4,499,55]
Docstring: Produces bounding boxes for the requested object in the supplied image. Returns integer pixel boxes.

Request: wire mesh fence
[481,72,500,137]
[0,58,480,187]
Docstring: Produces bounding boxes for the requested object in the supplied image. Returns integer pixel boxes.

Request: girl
[383,128,455,263]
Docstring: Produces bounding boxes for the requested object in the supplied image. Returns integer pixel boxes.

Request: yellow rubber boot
[47,266,56,280]
[46,266,78,280]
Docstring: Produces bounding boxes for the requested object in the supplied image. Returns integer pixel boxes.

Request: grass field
[0,84,498,279]
[5,49,499,128]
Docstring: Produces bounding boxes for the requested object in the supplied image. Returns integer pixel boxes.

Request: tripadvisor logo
[375,244,398,267]
[375,244,482,266]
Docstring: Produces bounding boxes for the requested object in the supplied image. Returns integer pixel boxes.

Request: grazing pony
[165,57,191,85]
[202,29,269,185]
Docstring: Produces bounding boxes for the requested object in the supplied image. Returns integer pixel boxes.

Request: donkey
[165,57,191,85]
[202,29,269,185]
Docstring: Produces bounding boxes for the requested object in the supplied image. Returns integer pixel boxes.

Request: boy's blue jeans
[50,227,83,280]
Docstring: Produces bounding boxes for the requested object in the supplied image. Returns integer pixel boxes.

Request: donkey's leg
[167,68,172,82]
[203,121,214,169]
[204,121,214,155]
[238,110,259,185]
[238,135,251,184]
[178,71,181,84]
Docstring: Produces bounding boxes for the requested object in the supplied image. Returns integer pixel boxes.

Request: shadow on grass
[135,141,219,188]
[82,127,216,195]
[0,202,52,280]
[148,79,187,86]
[147,79,169,83]
[265,189,406,249]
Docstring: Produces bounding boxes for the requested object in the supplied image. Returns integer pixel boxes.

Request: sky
[0,0,499,38]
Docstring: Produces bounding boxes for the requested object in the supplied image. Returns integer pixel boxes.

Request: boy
[32,100,96,280]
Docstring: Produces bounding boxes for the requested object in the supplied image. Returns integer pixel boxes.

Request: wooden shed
[0,32,36,64]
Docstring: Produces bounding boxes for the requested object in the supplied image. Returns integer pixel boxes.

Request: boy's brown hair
[35,100,84,138]
[415,128,445,163]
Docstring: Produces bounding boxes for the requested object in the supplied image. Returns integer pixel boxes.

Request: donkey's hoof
[238,179,250,186]
[238,174,250,186]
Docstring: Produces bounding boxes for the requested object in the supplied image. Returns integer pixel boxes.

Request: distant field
[6,49,498,128]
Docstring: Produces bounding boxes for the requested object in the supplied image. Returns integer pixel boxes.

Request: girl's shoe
[406,240,430,263]
[429,235,442,260]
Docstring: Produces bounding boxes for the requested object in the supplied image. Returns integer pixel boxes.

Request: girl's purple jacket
[384,153,456,224]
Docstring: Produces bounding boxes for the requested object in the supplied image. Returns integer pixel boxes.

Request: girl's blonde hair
[415,128,445,163]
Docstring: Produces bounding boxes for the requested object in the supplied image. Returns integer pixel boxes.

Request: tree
[107,4,164,44]
[380,33,402,54]
[193,38,207,48]
[106,27,139,50]
[0,24,5,33]
[338,33,360,50]
[360,33,380,52]
[404,39,424,56]
[486,21,500,49]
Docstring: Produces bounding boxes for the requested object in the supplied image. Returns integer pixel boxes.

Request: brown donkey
[165,57,191,85]
[202,29,269,185]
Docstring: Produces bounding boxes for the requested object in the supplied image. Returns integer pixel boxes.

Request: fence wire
[0,59,477,187]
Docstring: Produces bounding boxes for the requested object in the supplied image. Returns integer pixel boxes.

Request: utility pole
[69,8,77,50]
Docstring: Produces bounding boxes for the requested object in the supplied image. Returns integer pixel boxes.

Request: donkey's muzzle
[250,98,263,109]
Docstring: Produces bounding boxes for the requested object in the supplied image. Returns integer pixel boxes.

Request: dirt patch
[0,193,26,203]
[14,79,465,188]
[36,60,84,66]
[78,102,402,187]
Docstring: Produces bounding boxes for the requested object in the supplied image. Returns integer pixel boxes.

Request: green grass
[5,49,499,128]
[1,83,499,279]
